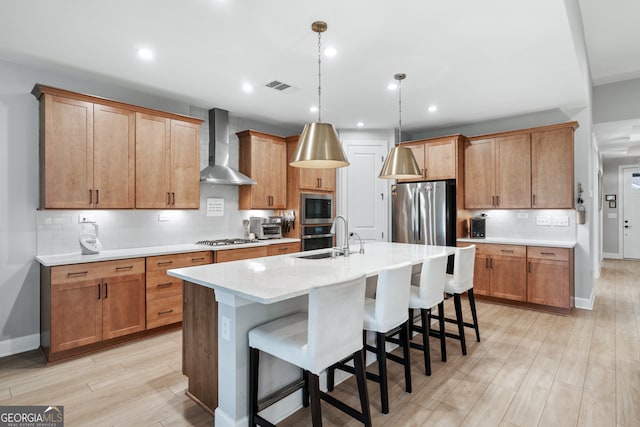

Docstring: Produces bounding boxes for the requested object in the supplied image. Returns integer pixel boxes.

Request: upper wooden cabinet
[33,87,136,209]
[464,134,531,209]
[531,127,574,208]
[285,135,336,192]
[32,84,202,210]
[398,135,460,182]
[135,114,201,209]
[464,122,577,209]
[237,130,287,209]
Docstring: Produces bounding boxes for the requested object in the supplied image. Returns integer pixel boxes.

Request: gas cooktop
[196,238,258,246]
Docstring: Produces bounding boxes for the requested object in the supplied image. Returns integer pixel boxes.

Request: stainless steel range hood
[200,108,256,185]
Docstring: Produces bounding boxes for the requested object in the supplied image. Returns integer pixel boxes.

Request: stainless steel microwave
[300,193,333,224]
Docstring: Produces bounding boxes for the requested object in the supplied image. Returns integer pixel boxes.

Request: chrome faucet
[330,215,350,257]
[350,232,365,254]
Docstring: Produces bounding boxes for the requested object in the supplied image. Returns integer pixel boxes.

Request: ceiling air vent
[265,80,292,92]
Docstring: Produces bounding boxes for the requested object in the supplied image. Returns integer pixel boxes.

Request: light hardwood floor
[1,259,638,426]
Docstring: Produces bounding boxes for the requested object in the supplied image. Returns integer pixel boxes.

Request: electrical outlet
[78,215,96,223]
[552,216,570,226]
[516,212,529,219]
[536,216,551,226]
[158,214,170,222]
[221,316,230,341]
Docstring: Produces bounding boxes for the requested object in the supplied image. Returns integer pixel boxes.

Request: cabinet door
[267,242,301,256]
[135,113,171,208]
[426,139,456,180]
[464,139,495,209]
[170,119,201,209]
[42,95,94,209]
[216,246,268,262]
[490,255,527,301]
[51,280,102,352]
[531,128,574,208]
[102,274,146,340]
[299,168,336,191]
[473,253,491,296]
[245,135,271,208]
[495,134,531,208]
[269,138,287,208]
[93,104,135,208]
[527,259,570,307]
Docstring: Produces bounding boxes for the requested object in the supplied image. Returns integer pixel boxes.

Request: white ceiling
[0,0,638,157]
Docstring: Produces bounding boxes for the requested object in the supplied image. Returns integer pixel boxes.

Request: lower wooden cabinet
[527,246,573,308]
[42,258,146,361]
[473,244,527,301]
[145,251,213,329]
[267,241,301,256]
[461,242,573,313]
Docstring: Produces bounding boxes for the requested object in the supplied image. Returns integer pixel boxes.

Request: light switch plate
[536,216,551,226]
[608,213,618,219]
[552,216,570,226]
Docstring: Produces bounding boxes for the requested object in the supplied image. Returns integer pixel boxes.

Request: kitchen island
[167,242,456,427]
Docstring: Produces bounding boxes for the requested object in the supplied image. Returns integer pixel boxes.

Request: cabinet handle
[96,189,99,204]
[501,249,514,253]
[158,309,174,315]
[116,265,134,271]
[157,261,173,266]
[89,189,93,204]
[157,282,173,288]
[532,194,536,206]
[317,178,321,188]
[422,168,427,178]
[540,252,556,256]
[172,192,176,205]
[97,284,101,300]
[528,261,532,273]
[496,195,499,206]
[485,258,489,268]
[191,257,205,262]
[492,195,495,206]
[68,271,88,278]
[104,283,108,299]
[167,192,171,205]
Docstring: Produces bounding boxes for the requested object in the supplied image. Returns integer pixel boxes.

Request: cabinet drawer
[267,242,300,256]
[527,247,570,261]
[216,246,268,263]
[471,243,525,258]
[147,294,182,329]
[146,271,183,300]
[51,258,145,284]
[146,251,213,272]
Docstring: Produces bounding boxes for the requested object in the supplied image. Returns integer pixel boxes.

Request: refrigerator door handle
[413,187,419,243]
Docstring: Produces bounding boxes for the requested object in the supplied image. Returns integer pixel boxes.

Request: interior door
[622,166,640,259]
[344,141,387,242]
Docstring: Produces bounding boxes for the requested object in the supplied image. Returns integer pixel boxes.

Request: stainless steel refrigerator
[392,180,456,247]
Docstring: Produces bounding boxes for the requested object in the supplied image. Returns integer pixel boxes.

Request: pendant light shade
[378,73,422,179]
[290,122,349,168]
[378,145,421,179]
[290,21,349,169]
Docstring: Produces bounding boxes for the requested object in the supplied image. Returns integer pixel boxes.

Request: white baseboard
[0,333,40,358]
[603,252,622,259]
[574,290,595,311]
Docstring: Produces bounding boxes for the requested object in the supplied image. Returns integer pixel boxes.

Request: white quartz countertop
[35,238,300,266]
[457,237,576,248]
[167,242,456,305]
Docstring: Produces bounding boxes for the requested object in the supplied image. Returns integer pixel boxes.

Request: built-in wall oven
[301,193,333,225]
[301,225,334,251]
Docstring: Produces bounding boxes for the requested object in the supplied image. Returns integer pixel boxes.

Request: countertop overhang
[167,242,456,305]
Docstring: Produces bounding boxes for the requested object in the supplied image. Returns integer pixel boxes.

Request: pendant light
[290,21,349,169]
[378,73,422,179]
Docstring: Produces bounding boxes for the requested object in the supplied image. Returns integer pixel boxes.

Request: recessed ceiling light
[387,83,397,90]
[137,48,153,61]
[309,106,318,113]
[356,122,364,127]
[324,47,337,57]
[242,83,253,93]
[428,105,438,113]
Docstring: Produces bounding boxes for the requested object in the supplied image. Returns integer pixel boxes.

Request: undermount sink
[294,251,334,260]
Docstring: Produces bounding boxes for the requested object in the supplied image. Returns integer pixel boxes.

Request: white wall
[593,78,640,123]
[0,58,298,357]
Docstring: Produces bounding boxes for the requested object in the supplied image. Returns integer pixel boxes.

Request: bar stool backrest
[372,262,412,331]
[307,274,366,374]
[448,245,476,293]
[418,253,448,306]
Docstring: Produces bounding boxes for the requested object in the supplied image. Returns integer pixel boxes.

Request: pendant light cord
[397,78,402,143]
[317,29,322,123]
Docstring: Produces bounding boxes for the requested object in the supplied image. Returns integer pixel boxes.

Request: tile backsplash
[36,185,274,256]
[467,209,577,241]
